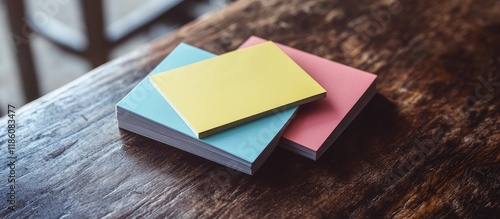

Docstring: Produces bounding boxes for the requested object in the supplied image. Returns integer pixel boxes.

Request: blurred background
[0,0,234,112]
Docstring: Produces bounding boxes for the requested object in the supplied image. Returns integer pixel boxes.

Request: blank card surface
[150,42,325,138]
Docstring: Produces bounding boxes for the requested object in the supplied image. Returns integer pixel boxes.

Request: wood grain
[1,0,499,218]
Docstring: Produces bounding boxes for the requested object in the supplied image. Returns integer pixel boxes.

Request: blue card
[117,43,296,163]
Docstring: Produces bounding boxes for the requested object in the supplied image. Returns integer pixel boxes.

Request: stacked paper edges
[116,36,377,174]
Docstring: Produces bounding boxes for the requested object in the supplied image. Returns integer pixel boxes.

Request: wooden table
[1,0,499,218]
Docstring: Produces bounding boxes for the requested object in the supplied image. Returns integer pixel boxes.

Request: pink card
[239,36,377,160]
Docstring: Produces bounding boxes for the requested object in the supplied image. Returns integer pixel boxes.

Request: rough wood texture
[1,0,499,218]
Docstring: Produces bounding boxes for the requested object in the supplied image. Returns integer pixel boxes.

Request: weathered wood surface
[1,0,499,218]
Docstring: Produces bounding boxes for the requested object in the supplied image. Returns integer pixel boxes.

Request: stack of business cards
[116,42,325,174]
[116,36,377,174]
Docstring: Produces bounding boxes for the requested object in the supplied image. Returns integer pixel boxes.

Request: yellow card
[150,42,326,138]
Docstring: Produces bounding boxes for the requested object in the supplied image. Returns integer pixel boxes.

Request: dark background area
[0,0,234,112]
